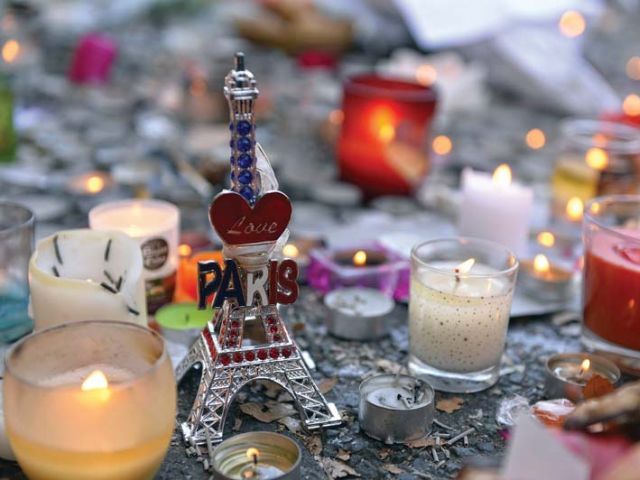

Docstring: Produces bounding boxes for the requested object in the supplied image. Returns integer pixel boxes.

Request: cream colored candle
[409,261,513,373]
[89,200,179,312]
[29,229,147,329]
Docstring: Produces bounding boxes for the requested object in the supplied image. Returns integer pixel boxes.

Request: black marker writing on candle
[53,235,63,265]
[104,238,112,262]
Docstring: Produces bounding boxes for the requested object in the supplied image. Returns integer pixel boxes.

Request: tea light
[359,374,435,444]
[520,254,574,303]
[89,200,180,313]
[66,171,114,197]
[458,164,533,255]
[280,238,320,282]
[210,432,301,480]
[324,287,394,340]
[544,353,621,402]
[29,229,147,329]
[155,302,211,345]
[334,249,387,267]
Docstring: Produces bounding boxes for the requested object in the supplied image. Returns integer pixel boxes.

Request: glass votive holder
[337,74,438,197]
[409,238,518,393]
[583,195,640,373]
[0,201,34,343]
[551,119,640,222]
[4,321,176,480]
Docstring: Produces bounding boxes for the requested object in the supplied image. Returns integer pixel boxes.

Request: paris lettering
[197,259,298,309]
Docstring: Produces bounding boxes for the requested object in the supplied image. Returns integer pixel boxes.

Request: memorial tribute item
[176,54,341,460]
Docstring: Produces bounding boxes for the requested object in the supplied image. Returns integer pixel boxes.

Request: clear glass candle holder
[4,321,176,480]
[0,201,34,343]
[409,238,518,393]
[583,195,640,373]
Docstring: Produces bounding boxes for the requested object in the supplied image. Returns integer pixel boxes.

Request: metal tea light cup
[210,432,301,480]
[359,374,435,444]
[324,287,394,340]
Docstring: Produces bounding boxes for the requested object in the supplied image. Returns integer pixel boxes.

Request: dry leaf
[382,464,405,475]
[232,418,243,432]
[260,380,283,399]
[583,374,615,400]
[318,377,338,394]
[304,435,323,456]
[336,449,351,461]
[375,359,408,375]
[405,437,436,448]
[239,402,297,423]
[377,448,391,460]
[320,457,361,479]
[436,397,464,413]
[278,416,301,434]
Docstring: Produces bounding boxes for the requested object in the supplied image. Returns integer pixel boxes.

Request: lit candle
[565,196,584,223]
[66,171,113,197]
[458,164,533,255]
[409,238,518,392]
[544,353,620,402]
[4,321,176,480]
[29,229,147,329]
[520,254,574,303]
[89,200,180,313]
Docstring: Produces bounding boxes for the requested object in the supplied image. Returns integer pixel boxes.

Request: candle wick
[253,454,258,467]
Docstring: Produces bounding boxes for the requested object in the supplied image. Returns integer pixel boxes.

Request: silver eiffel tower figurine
[176,53,341,459]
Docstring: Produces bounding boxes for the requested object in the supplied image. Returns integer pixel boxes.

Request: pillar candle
[89,200,180,313]
[29,229,147,329]
[458,165,533,255]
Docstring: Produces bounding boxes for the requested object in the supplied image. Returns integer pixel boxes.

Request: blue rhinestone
[237,137,252,152]
[237,120,252,136]
[230,155,235,165]
[240,186,254,201]
[230,171,235,181]
[237,153,252,168]
[229,122,234,131]
[238,170,253,185]
[229,139,234,148]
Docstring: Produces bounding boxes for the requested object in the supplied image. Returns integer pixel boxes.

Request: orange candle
[174,250,224,303]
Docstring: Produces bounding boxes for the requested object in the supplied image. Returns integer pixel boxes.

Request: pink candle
[68,34,117,85]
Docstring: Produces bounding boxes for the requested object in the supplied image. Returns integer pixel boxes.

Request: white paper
[502,414,589,480]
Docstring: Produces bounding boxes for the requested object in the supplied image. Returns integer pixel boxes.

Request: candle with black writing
[89,200,180,313]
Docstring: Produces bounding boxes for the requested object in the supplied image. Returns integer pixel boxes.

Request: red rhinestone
[269,325,278,333]
[233,352,244,363]
[231,320,240,328]
[282,347,292,358]
[267,316,277,325]
[257,349,268,360]
[219,354,231,366]
[269,348,280,359]
[230,328,240,336]
[273,334,282,342]
[245,350,256,361]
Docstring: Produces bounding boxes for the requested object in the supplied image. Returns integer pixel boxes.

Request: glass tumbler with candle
[409,238,518,393]
[4,321,176,480]
[582,195,640,373]
[0,201,34,343]
[551,120,640,222]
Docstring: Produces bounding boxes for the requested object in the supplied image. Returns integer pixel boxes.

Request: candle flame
[559,10,586,38]
[353,250,367,267]
[246,447,260,463]
[585,147,608,170]
[81,370,109,391]
[86,175,105,194]
[537,231,555,247]
[627,57,640,80]
[2,39,19,63]
[178,243,192,257]
[283,243,299,258]
[329,109,344,125]
[580,359,591,374]
[432,135,452,155]
[492,164,512,187]
[623,94,640,117]
[378,124,395,143]
[455,258,475,275]
[566,197,584,222]
[533,254,550,274]
[416,64,437,86]
[190,76,207,97]
[525,129,546,149]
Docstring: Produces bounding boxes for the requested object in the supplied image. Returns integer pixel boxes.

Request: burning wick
[242,448,260,478]
[353,250,367,267]
[81,370,109,391]
[579,359,591,378]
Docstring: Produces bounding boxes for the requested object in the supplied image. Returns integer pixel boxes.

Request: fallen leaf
[436,397,464,413]
[320,457,361,479]
[382,464,405,475]
[239,402,297,423]
[377,448,391,460]
[375,359,408,375]
[583,374,615,400]
[336,449,351,461]
[304,435,323,456]
[232,418,242,432]
[260,380,283,399]
[318,377,338,394]
[278,416,301,434]
[405,437,436,448]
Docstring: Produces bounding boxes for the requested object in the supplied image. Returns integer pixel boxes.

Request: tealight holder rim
[544,352,622,384]
[5,320,169,390]
[410,236,519,278]
[0,200,34,238]
[89,198,180,231]
[584,194,640,242]
[359,374,435,411]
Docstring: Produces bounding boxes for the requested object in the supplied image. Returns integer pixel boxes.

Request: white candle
[29,229,147,329]
[409,260,513,373]
[89,200,180,312]
[458,165,533,255]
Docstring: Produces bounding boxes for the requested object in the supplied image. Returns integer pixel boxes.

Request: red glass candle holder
[337,74,438,197]
[583,195,640,373]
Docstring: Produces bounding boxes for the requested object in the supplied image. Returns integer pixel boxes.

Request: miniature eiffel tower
[177,53,341,456]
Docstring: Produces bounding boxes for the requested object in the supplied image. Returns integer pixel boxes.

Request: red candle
[337,74,437,197]
[584,228,640,350]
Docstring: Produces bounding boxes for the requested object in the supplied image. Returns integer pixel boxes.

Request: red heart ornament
[209,191,292,245]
